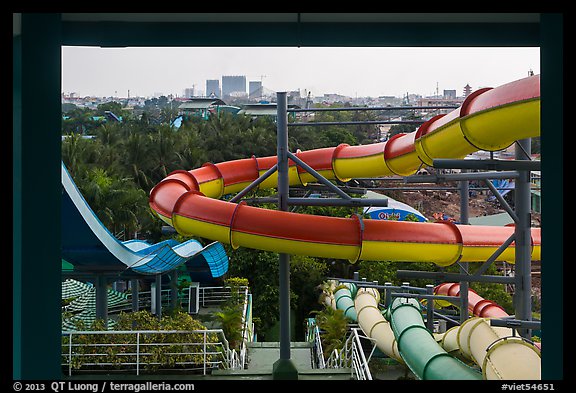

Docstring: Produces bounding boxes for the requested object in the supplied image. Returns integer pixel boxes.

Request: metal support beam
[490,318,541,331]
[273,92,298,379]
[405,170,520,183]
[459,172,469,323]
[433,158,540,171]
[289,105,459,113]
[170,270,178,310]
[426,285,435,330]
[131,279,139,312]
[396,270,515,284]
[243,196,388,207]
[152,274,162,320]
[95,275,108,324]
[484,178,519,223]
[229,164,278,203]
[289,120,426,127]
[286,151,352,200]
[471,234,516,277]
[514,138,533,338]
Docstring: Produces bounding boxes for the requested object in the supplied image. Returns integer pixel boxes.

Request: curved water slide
[387,297,482,379]
[62,162,228,276]
[433,283,541,379]
[149,75,541,266]
[328,281,539,379]
[340,284,480,379]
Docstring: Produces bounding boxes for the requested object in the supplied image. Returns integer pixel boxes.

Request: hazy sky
[62,46,540,99]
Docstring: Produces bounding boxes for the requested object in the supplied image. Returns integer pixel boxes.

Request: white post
[136,332,140,376]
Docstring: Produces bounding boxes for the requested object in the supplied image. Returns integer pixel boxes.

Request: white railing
[61,286,254,374]
[326,328,376,380]
[131,285,249,309]
[306,318,326,369]
[61,329,241,376]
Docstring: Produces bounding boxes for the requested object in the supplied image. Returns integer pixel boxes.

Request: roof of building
[469,212,514,226]
[238,103,301,116]
[178,98,226,110]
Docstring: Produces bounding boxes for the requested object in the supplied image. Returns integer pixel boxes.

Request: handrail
[61,329,241,376]
[306,318,326,369]
[62,286,254,373]
[325,328,375,380]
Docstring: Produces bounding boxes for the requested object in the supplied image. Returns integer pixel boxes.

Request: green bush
[312,306,349,360]
[62,311,221,372]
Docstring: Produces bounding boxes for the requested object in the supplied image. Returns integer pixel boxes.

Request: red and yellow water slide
[149,75,541,266]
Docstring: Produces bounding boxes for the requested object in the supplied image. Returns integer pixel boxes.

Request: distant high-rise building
[443,89,456,99]
[463,84,472,98]
[249,81,262,100]
[184,87,195,98]
[222,75,246,97]
[206,79,221,98]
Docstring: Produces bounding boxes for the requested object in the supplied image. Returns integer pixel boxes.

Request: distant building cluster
[63,77,476,109]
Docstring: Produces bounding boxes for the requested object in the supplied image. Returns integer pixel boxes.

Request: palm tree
[120,131,154,190]
[312,306,349,360]
[214,305,244,350]
[149,124,179,181]
[76,167,148,239]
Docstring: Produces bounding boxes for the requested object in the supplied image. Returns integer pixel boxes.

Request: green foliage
[311,306,349,359]
[63,311,220,372]
[225,247,328,341]
[214,305,244,350]
[224,277,249,288]
[213,276,249,349]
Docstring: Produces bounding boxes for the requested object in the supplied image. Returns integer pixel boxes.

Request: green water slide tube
[333,282,357,321]
[388,297,482,380]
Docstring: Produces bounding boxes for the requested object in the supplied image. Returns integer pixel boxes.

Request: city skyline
[62,46,540,99]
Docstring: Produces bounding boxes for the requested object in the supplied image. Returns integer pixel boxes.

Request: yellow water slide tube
[149,75,541,266]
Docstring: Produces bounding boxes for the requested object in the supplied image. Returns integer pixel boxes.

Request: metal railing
[129,285,249,310]
[326,328,376,380]
[61,329,241,376]
[61,286,254,374]
[306,318,326,369]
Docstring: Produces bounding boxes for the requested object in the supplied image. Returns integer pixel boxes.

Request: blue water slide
[61,161,228,276]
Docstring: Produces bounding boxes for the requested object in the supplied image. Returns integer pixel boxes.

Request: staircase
[212,342,352,380]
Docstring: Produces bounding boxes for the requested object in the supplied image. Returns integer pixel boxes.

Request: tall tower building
[249,81,263,100]
[222,75,246,97]
[206,79,221,98]
[183,87,194,98]
[463,84,472,98]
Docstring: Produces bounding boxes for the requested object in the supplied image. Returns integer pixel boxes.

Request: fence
[307,319,375,380]
[62,286,253,375]
[61,329,241,376]
[327,328,376,380]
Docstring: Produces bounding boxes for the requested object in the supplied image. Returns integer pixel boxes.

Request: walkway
[212,342,352,380]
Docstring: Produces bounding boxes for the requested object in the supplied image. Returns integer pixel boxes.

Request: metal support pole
[384,282,392,308]
[95,274,108,324]
[484,178,519,223]
[131,279,139,312]
[153,274,162,320]
[459,171,469,323]
[425,285,434,331]
[286,151,352,200]
[229,164,278,203]
[514,138,533,338]
[243,196,388,207]
[170,270,178,310]
[273,92,298,379]
[460,170,469,225]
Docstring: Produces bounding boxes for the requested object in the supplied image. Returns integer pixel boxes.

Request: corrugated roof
[179,98,226,110]
[469,212,514,226]
[238,103,300,116]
